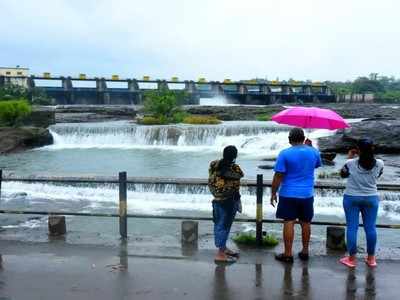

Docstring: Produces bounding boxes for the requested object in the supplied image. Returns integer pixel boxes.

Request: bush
[233,232,279,247]
[144,89,185,120]
[0,100,32,127]
[182,115,221,124]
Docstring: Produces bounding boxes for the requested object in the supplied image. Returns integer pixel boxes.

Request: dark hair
[358,138,376,170]
[218,145,238,173]
[289,127,305,144]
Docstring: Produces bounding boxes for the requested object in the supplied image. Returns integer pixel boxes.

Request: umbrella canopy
[271,106,350,130]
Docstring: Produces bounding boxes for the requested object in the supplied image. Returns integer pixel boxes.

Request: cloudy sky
[1,0,399,81]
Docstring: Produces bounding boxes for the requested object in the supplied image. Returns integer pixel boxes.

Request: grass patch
[255,114,272,121]
[137,116,166,125]
[182,115,221,125]
[233,232,279,247]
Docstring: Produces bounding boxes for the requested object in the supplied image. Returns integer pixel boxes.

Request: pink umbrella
[271,106,350,130]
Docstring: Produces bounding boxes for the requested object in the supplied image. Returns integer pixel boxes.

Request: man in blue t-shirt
[271,127,321,263]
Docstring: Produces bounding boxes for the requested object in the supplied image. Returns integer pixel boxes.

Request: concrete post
[48,215,66,236]
[184,81,197,94]
[181,221,198,245]
[96,78,109,104]
[281,85,290,95]
[157,80,169,91]
[256,174,264,246]
[0,169,2,203]
[62,76,74,104]
[119,171,128,239]
[128,79,139,92]
[326,226,346,251]
[237,84,248,94]
[211,82,223,95]
[303,85,312,95]
[259,85,270,95]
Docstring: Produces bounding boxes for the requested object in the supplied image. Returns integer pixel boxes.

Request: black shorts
[276,196,314,222]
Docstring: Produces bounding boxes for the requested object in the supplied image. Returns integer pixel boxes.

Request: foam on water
[43,121,333,159]
[2,182,400,221]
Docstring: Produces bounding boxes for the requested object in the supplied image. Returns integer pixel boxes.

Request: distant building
[0,66,29,87]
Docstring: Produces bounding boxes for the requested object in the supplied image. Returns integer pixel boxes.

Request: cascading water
[2,120,400,230]
[47,121,295,157]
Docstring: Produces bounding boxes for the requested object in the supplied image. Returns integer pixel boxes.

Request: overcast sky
[1,0,399,81]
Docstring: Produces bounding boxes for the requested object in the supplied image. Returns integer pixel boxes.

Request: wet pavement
[0,240,399,300]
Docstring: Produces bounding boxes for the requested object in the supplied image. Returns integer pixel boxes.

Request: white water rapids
[1,121,400,226]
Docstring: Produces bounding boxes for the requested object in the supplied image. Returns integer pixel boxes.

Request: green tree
[143,89,185,123]
[352,77,385,93]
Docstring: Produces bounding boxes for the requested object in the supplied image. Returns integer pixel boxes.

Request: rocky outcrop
[318,120,400,154]
[0,127,53,154]
[55,105,137,123]
[23,106,56,127]
[184,105,283,121]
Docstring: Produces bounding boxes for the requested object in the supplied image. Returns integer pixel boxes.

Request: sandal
[214,256,237,264]
[298,252,309,261]
[275,253,294,263]
[365,257,377,268]
[339,256,357,268]
[225,250,240,258]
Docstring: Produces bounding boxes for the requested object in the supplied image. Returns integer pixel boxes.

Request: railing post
[0,169,2,202]
[119,171,128,239]
[256,174,263,246]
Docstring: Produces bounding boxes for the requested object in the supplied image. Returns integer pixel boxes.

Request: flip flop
[275,253,294,263]
[214,256,237,264]
[225,250,240,258]
[365,257,377,268]
[339,256,356,268]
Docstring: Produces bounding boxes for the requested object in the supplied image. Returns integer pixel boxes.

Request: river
[0,120,399,251]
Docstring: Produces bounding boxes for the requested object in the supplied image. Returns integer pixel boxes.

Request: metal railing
[1,170,400,244]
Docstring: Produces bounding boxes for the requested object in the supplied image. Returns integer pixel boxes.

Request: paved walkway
[0,240,399,300]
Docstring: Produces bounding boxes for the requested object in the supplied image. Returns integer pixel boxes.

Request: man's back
[274,145,321,198]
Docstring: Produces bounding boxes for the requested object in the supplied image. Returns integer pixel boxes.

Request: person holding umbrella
[270,127,321,263]
[270,106,349,262]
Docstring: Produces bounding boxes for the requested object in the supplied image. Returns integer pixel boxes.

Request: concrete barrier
[48,216,66,236]
[181,221,198,245]
[326,226,346,251]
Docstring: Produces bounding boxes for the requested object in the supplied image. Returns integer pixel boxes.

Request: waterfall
[45,121,294,156]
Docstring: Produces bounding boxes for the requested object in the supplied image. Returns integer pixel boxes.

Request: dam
[0,74,335,105]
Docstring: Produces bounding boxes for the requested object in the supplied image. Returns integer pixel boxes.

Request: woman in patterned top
[209,145,244,263]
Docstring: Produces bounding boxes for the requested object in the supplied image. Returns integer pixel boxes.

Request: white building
[0,66,29,87]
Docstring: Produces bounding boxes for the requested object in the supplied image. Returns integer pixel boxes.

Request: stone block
[326,226,346,251]
[181,221,198,245]
[48,216,66,236]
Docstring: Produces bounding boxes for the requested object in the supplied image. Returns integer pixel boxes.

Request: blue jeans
[343,194,379,256]
[213,200,238,250]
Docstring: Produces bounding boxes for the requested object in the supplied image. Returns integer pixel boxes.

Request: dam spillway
[0,75,336,105]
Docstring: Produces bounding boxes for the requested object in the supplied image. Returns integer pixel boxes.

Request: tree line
[326,73,400,103]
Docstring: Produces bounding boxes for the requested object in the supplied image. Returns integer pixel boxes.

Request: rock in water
[318,120,400,154]
[0,127,53,154]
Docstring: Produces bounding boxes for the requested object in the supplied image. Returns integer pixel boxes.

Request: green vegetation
[256,114,271,121]
[233,232,279,247]
[0,83,53,105]
[327,73,400,103]
[0,100,32,127]
[141,89,221,125]
[182,115,221,125]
